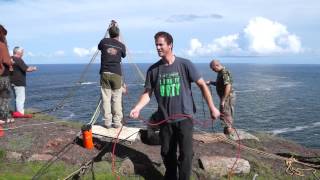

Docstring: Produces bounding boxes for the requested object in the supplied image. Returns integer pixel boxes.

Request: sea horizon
[22,63,320,148]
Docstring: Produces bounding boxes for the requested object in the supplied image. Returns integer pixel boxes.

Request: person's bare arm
[221,84,231,107]
[196,78,220,120]
[130,89,152,119]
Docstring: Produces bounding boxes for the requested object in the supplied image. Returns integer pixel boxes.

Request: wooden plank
[91,125,140,142]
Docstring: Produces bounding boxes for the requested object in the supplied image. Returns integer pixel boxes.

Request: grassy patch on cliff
[26,109,83,129]
[1,111,319,180]
[0,157,142,179]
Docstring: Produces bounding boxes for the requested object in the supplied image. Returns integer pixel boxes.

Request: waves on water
[269,122,320,135]
[79,81,97,85]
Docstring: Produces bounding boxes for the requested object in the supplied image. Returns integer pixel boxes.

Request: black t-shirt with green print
[145,57,201,120]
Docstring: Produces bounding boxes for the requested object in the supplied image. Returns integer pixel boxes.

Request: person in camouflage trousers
[0,24,14,124]
[0,77,11,122]
[207,60,236,136]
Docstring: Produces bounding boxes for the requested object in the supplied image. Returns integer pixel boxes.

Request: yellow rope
[285,157,317,177]
[200,132,320,178]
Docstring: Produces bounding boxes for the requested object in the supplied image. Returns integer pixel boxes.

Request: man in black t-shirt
[98,20,126,128]
[10,46,36,118]
[130,31,220,180]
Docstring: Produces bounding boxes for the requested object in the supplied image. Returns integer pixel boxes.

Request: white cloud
[212,34,242,53]
[244,17,302,54]
[1,0,318,63]
[166,14,223,23]
[187,39,208,56]
[73,47,97,57]
[187,34,243,56]
[27,52,35,57]
[24,50,66,58]
[54,50,65,56]
[186,17,303,56]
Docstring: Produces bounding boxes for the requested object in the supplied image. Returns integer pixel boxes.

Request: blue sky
[1,0,320,64]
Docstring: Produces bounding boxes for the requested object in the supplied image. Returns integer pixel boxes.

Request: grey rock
[27,154,53,161]
[229,129,260,141]
[119,158,135,175]
[199,155,250,177]
[6,151,22,161]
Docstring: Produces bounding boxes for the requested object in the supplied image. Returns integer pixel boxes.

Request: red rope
[114,113,242,179]
[228,127,242,179]
[137,113,242,177]
[111,124,124,179]
[142,113,193,126]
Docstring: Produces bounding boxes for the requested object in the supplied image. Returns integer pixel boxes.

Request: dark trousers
[160,118,193,180]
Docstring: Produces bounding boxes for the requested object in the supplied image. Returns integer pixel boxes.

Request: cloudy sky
[1,0,319,64]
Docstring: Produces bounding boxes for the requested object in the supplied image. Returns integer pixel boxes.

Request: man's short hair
[13,46,24,55]
[108,26,120,38]
[210,59,220,68]
[154,31,173,45]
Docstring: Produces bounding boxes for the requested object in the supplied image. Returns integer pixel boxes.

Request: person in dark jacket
[0,24,14,124]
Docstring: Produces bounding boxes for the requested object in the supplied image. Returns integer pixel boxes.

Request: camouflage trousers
[220,92,236,129]
[0,76,11,119]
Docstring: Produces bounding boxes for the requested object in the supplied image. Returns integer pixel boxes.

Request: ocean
[24,63,320,148]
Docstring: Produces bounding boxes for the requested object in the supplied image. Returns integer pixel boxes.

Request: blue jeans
[12,86,25,114]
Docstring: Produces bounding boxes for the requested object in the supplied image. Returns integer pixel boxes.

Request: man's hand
[129,89,151,119]
[27,66,37,72]
[109,20,118,28]
[130,107,141,119]
[122,83,128,94]
[210,107,220,120]
[205,80,216,86]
